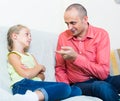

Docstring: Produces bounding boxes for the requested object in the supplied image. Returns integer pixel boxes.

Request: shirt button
[90,77,93,79]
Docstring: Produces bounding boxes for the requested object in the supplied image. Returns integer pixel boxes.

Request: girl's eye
[25,33,31,37]
[26,33,29,36]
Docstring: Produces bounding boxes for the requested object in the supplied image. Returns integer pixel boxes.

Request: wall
[0,0,63,33]
[0,0,120,49]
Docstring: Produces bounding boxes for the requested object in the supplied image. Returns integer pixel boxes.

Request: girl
[7,24,81,101]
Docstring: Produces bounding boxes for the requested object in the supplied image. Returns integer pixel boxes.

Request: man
[55,3,120,101]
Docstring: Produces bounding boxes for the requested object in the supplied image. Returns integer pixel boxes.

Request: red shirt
[55,24,110,84]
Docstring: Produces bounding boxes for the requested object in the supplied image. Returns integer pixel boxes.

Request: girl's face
[15,28,32,48]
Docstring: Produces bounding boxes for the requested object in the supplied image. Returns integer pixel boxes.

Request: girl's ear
[12,33,17,39]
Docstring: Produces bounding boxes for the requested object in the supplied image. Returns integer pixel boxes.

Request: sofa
[1,26,118,101]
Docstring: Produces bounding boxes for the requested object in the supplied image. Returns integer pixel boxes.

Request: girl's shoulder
[8,51,21,57]
[8,51,32,57]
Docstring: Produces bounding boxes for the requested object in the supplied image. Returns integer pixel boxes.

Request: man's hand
[56,46,78,60]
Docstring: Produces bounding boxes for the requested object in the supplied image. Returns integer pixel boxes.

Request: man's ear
[83,16,88,24]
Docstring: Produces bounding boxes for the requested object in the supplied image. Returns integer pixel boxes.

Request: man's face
[64,8,87,37]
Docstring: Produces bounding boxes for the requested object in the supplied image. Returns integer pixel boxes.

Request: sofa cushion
[0,88,14,101]
[0,27,11,92]
[63,96,102,101]
[110,49,120,75]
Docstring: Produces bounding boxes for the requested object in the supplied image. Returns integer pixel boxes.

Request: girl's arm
[8,53,43,79]
[32,54,46,80]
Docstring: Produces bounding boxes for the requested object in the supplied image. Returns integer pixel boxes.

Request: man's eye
[65,22,76,26]
[70,22,76,25]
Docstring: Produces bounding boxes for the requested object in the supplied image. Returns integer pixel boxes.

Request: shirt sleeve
[55,34,70,84]
[73,31,110,80]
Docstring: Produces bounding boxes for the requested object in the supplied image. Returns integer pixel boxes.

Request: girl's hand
[41,65,46,72]
[36,64,46,80]
[37,72,45,81]
[36,64,46,72]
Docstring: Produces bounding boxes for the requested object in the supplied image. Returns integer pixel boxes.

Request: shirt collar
[86,24,94,39]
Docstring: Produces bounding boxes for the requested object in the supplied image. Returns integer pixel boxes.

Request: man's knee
[92,81,112,92]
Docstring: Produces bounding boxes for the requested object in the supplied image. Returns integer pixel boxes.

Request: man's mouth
[70,28,76,33]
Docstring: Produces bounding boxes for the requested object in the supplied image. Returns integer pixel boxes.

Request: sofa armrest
[110,49,120,75]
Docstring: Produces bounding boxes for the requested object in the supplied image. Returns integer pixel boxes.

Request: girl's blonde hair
[7,24,28,52]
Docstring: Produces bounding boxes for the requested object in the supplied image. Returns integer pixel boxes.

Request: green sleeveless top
[7,51,42,87]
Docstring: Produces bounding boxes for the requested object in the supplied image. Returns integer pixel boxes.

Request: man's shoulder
[60,30,68,35]
[90,25,108,34]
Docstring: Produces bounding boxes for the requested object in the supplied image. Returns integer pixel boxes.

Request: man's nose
[68,24,73,30]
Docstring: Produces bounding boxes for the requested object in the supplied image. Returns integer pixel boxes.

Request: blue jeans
[12,79,82,101]
[72,75,120,101]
